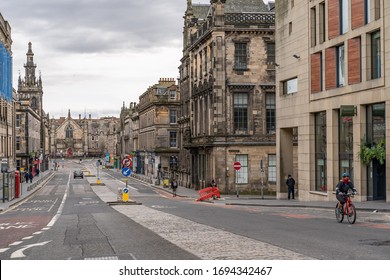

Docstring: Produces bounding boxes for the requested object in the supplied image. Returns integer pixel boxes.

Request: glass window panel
[235,154,248,184]
[235,43,247,69]
[315,112,327,191]
[371,31,381,79]
[339,115,354,181]
[234,93,248,132]
[268,154,276,182]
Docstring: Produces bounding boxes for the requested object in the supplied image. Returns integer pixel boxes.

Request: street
[0,159,390,260]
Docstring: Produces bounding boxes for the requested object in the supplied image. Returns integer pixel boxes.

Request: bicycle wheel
[335,203,344,223]
[347,203,356,224]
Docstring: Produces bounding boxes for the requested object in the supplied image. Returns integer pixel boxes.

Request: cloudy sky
[0,0,269,118]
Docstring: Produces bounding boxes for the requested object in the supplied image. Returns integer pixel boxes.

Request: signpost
[96,160,101,184]
[121,167,132,202]
[121,167,131,177]
[122,156,133,168]
[233,162,241,197]
[260,160,265,200]
[122,186,129,202]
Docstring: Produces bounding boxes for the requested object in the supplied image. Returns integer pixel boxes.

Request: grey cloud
[1,0,187,54]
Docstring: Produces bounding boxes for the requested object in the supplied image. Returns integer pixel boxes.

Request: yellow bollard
[122,188,129,202]
[97,178,101,185]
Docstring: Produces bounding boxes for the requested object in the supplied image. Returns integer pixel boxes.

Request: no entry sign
[233,161,241,171]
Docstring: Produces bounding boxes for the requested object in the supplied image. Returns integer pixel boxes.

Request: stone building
[0,12,16,179]
[132,78,180,181]
[15,42,50,173]
[118,102,137,158]
[179,0,276,193]
[275,0,389,203]
[49,111,119,163]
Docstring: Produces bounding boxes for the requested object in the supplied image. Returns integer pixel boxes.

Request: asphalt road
[105,169,390,260]
[0,162,198,260]
[1,160,389,260]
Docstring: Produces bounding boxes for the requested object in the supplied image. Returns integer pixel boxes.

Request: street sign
[122,187,129,202]
[233,161,241,171]
[122,157,132,167]
[122,167,131,177]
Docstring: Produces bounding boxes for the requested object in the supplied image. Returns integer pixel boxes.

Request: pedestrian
[24,171,30,183]
[29,172,33,183]
[171,178,178,197]
[286,174,295,200]
[36,169,40,176]
[209,179,218,200]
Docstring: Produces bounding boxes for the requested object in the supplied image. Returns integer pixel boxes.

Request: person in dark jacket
[336,173,357,208]
[286,174,295,200]
[24,171,30,183]
[171,178,178,197]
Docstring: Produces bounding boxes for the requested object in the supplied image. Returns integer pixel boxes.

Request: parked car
[73,170,84,179]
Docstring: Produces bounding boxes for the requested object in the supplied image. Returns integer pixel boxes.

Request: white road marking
[22,236,34,240]
[10,241,52,259]
[46,172,70,227]
[9,241,23,246]
[104,172,137,190]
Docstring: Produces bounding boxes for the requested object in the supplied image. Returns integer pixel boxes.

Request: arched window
[31,97,38,110]
[66,125,73,138]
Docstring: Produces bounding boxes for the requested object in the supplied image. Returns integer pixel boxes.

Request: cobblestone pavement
[113,205,313,260]
[91,185,313,260]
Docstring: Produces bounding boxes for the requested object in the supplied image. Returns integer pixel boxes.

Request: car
[73,170,84,179]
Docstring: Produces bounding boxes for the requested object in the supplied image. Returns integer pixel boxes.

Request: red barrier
[197,187,220,201]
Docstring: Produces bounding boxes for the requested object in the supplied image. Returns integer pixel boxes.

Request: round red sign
[233,161,241,171]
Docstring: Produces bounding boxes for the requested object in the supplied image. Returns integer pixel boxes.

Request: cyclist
[336,172,357,209]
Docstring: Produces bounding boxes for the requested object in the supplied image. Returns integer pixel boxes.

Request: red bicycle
[335,193,357,224]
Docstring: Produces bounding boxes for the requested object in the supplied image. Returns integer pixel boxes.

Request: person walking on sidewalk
[29,172,33,183]
[171,178,178,197]
[24,171,30,183]
[286,174,295,200]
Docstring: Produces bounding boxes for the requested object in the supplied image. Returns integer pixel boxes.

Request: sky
[0,0,270,119]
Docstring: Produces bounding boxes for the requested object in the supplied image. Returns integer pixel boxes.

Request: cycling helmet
[342,172,349,177]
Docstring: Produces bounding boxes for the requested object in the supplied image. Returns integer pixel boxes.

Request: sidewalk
[130,173,390,213]
[0,170,55,212]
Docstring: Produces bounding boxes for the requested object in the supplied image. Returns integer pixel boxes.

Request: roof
[192,4,211,20]
[225,0,269,13]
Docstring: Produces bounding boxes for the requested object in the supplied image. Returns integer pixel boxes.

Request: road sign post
[233,162,241,198]
[96,160,101,184]
[260,160,265,199]
[122,187,129,202]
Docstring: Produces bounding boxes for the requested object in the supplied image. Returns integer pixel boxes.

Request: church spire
[24,42,37,86]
